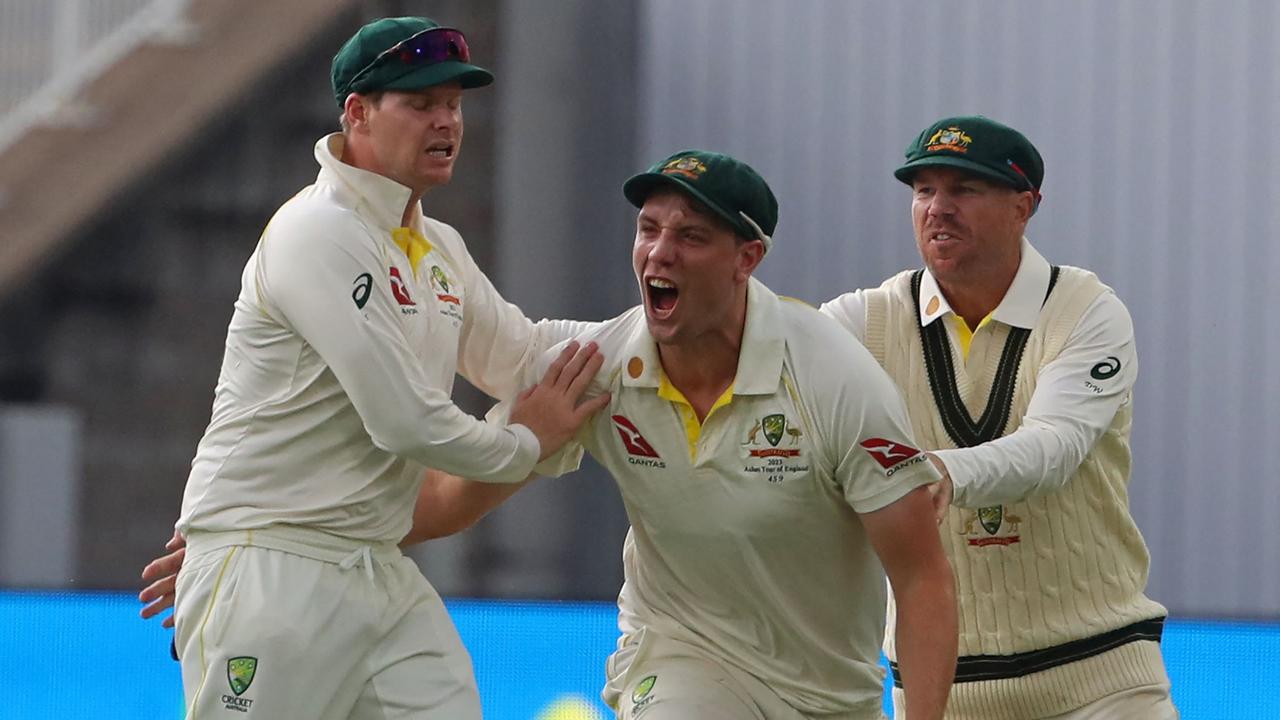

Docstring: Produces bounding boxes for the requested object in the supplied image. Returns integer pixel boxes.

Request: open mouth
[425,142,455,159]
[646,277,679,318]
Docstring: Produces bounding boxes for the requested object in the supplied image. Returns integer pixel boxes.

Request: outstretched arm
[862,486,957,720]
[401,468,532,545]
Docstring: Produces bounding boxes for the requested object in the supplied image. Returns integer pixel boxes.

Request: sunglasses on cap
[347,27,471,92]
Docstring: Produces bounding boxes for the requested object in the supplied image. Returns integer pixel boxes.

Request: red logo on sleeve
[859,438,921,469]
[611,415,661,458]
[389,267,414,306]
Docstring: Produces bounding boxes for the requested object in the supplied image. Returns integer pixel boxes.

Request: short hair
[338,91,385,133]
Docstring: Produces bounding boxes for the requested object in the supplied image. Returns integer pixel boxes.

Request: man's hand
[139,529,185,629]
[926,453,953,524]
[509,341,611,461]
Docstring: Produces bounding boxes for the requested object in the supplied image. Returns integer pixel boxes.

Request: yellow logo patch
[661,157,708,180]
[926,126,974,154]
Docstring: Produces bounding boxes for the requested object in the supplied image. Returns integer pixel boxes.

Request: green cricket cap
[623,150,779,250]
[331,17,493,109]
[894,115,1044,196]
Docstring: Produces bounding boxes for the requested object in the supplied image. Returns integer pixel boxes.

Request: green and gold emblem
[762,414,786,447]
[430,265,451,293]
[978,506,1003,535]
[632,675,657,704]
[227,656,258,696]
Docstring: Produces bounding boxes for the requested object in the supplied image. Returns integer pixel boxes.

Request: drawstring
[339,545,376,585]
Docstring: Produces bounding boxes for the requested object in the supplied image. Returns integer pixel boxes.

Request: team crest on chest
[959,505,1023,547]
[427,264,463,322]
[745,414,801,458]
[741,412,808,483]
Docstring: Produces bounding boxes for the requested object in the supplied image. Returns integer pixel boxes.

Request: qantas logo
[859,438,922,471]
[611,415,663,465]
[389,267,414,306]
[612,415,659,457]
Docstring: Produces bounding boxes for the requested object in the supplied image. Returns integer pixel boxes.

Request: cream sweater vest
[866,267,1168,719]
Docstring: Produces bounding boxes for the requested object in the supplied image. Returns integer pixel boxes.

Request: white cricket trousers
[174,526,481,719]
[604,629,887,720]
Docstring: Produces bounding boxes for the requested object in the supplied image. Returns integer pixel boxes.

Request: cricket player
[490,150,958,719]
[820,116,1177,719]
[166,16,608,719]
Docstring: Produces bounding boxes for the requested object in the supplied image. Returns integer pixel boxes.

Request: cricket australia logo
[429,265,460,306]
[221,656,257,712]
[746,414,801,458]
[427,264,463,323]
[632,674,658,712]
[741,413,807,483]
[959,505,1023,547]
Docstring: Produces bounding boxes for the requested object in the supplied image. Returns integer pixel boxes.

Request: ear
[343,93,373,133]
[735,239,766,282]
[1012,190,1036,223]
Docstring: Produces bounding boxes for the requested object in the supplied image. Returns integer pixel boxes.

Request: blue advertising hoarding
[1,590,1275,718]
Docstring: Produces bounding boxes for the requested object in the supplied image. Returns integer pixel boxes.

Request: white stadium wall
[637,0,1280,618]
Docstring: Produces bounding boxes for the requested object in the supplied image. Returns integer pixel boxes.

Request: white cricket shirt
[178,134,556,542]
[501,278,939,716]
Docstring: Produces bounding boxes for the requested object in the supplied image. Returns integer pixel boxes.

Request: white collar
[314,133,422,232]
[620,276,785,396]
[917,237,1050,330]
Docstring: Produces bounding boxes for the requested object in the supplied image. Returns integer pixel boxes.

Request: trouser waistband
[890,617,1166,686]
[185,526,402,566]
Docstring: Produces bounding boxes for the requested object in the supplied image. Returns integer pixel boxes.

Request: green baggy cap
[331,17,493,108]
[894,115,1044,196]
[623,150,779,250]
